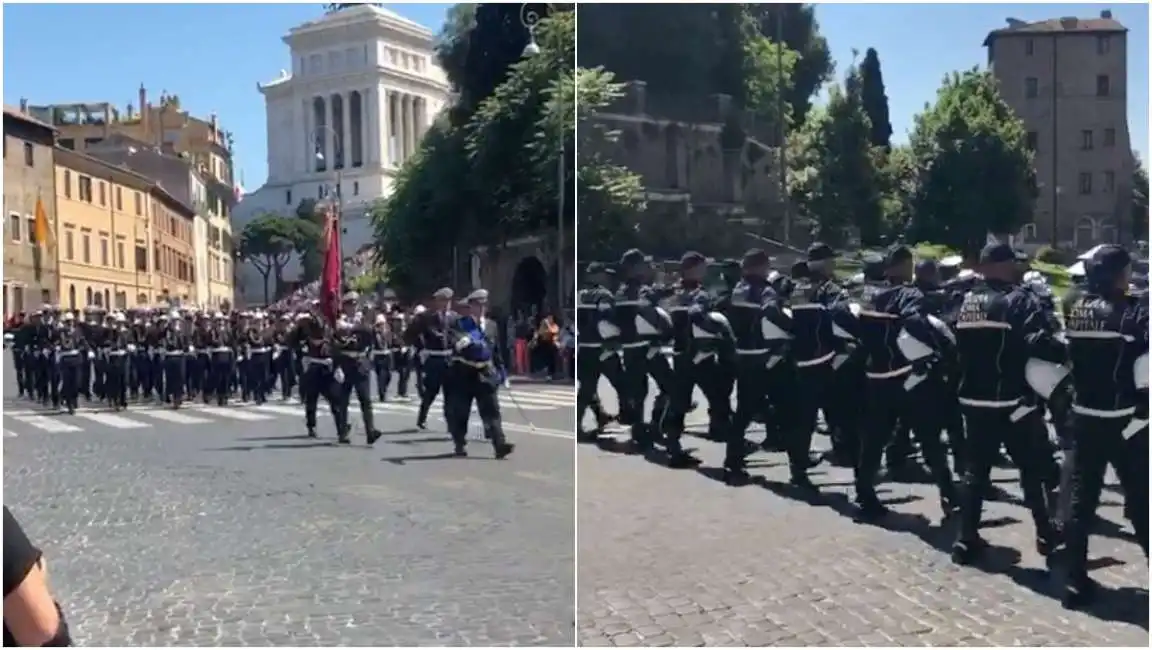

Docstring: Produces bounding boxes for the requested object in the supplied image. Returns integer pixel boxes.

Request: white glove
[454,336,472,352]
[273,351,281,360]
[87,351,95,360]
[503,379,510,389]
[127,344,137,352]
[333,367,345,384]
[419,350,429,363]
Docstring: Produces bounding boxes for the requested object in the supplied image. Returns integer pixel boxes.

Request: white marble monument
[233,4,450,305]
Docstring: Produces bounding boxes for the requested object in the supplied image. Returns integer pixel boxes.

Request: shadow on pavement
[207,442,340,451]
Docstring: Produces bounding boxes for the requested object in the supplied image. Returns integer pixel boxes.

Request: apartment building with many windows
[54,147,196,310]
[986,10,1136,249]
[3,107,59,316]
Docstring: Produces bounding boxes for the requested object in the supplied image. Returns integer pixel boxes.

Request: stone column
[364,87,375,165]
[404,94,416,161]
[340,91,350,172]
[325,96,336,171]
[398,94,408,162]
[383,90,394,166]
[301,97,312,174]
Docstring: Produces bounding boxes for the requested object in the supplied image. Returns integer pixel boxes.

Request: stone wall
[585,80,792,259]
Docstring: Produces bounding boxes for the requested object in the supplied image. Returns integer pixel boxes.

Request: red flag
[319,204,342,325]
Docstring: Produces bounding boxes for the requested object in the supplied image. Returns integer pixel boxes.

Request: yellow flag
[33,195,49,247]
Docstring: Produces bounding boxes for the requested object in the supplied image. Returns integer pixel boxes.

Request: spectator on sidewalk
[533,314,560,379]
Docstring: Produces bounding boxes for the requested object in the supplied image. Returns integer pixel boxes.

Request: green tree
[907,69,1036,256]
[576,66,646,258]
[742,32,799,133]
[787,67,883,247]
[238,213,301,303]
[294,198,324,284]
[371,9,577,298]
[743,4,835,127]
[858,47,893,150]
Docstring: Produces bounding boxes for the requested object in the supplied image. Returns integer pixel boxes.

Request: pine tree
[858,48,893,150]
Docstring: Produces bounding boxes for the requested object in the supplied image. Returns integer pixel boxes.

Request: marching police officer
[575,262,623,442]
[1057,244,1149,608]
[335,293,383,445]
[408,288,454,429]
[444,289,515,459]
[950,242,1063,565]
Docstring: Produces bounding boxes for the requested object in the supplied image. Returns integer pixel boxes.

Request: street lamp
[520,3,566,313]
[311,124,344,278]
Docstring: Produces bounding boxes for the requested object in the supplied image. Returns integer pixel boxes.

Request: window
[1026,131,1038,151]
[135,244,148,272]
[318,185,324,199]
[59,138,75,150]
[1078,172,1093,194]
[137,292,148,305]
[100,237,109,266]
[1104,128,1116,147]
[23,142,33,166]
[117,241,125,269]
[84,137,103,148]
[82,232,91,263]
[8,213,21,242]
[26,218,34,245]
[40,289,50,305]
[115,186,122,210]
[1104,171,1115,193]
[1097,35,1111,55]
[134,192,142,216]
[1080,130,1094,150]
[1096,75,1110,97]
[1025,77,1038,99]
[79,176,93,202]
[353,181,359,196]
[286,189,292,205]
[63,171,72,199]
[98,181,106,206]
[1025,39,1034,56]
[65,229,74,260]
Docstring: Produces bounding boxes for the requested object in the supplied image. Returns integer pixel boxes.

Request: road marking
[138,410,212,425]
[8,415,83,433]
[4,429,19,438]
[75,412,148,429]
[247,404,306,417]
[192,405,273,421]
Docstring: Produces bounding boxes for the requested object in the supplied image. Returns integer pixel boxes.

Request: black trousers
[576,347,625,430]
[247,352,270,404]
[392,349,411,397]
[164,355,187,403]
[857,377,956,508]
[661,352,731,456]
[956,405,1053,544]
[1060,412,1148,583]
[445,367,507,449]
[728,353,776,470]
[104,354,128,408]
[372,353,392,400]
[57,356,82,411]
[417,356,446,425]
[301,362,343,433]
[207,354,233,405]
[338,362,375,438]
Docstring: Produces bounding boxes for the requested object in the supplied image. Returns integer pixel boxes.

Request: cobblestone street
[577,381,1149,647]
[5,360,575,646]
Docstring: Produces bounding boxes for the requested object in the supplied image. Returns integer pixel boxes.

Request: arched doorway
[511,256,547,318]
[1075,217,1096,250]
[68,285,76,310]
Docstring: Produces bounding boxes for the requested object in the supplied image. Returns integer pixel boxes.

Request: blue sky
[3,3,1147,190]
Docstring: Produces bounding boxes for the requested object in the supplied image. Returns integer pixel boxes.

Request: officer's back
[954,244,1048,407]
[1063,245,1147,415]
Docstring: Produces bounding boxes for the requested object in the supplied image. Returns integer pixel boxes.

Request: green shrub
[1034,245,1076,266]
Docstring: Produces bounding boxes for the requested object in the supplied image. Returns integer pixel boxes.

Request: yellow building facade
[54,147,195,310]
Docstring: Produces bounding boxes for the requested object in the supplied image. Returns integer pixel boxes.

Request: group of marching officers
[9,286,515,458]
[577,241,1147,609]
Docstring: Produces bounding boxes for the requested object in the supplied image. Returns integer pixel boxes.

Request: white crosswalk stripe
[3,387,574,436]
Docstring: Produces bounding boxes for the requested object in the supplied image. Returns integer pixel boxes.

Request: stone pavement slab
[578,378,1149,647]
[5,384,574,646]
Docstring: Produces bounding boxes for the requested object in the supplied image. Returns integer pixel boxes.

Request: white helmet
[375,314,387,325]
